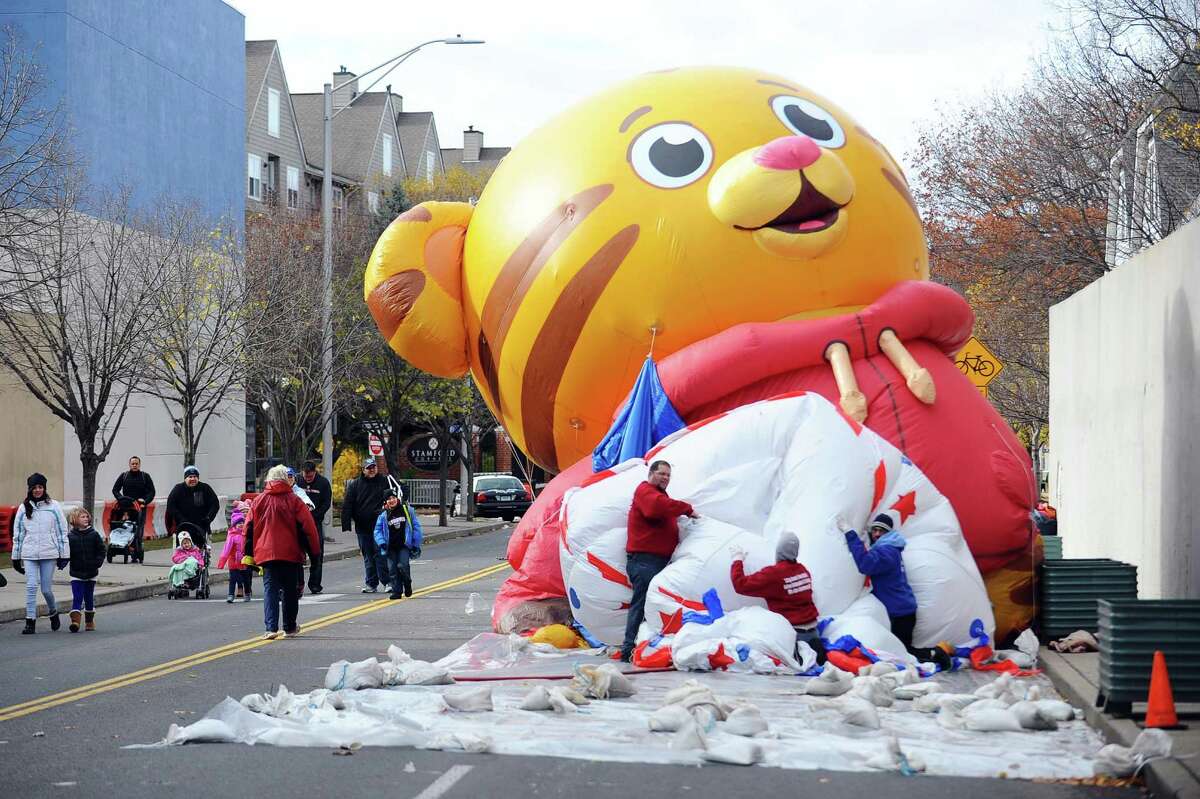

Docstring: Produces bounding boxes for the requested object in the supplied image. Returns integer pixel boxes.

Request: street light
[320,34,484,527]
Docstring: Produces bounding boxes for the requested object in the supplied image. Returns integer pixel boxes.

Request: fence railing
[401,479,458,508]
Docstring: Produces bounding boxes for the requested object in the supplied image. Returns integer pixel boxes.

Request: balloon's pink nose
[753,135,822,171]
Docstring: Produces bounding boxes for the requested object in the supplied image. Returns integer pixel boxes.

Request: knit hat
[869,513,895,532]
[285,466,295,478]
[183,465,199,477]
[775,532,800,562]
[230,508,246,528]
[26,473,47,489]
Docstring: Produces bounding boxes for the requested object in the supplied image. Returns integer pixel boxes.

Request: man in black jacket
[341,457,390,593]
[297,460,333,594]
[165,465,220,548]
[113,456,156,561]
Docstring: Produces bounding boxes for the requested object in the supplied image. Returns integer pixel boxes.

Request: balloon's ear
[365,201,473,377]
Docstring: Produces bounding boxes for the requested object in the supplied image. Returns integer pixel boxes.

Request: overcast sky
[232,0,1061,171]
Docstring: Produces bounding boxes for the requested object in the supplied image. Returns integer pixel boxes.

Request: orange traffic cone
[1142,650,1187,729]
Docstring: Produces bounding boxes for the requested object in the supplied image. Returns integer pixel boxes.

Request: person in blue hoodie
[373,489,423,600]
[842,513,952,669]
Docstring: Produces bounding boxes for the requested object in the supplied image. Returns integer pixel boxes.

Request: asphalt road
[0,529,1138,799]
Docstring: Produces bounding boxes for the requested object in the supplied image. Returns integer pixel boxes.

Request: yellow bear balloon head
[365,66,927,472]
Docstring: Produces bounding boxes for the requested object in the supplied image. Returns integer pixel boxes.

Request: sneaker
[323,536,336,543]
[226,596,234,604]
[261,631,280,640]
[361,586,378,594]
[242,596,252,603]
[388,592,403,600]
[309,588,323,595]
[283,626,301,638]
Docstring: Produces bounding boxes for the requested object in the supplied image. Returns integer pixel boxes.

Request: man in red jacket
[621,460,697,662]
[730,532,825,664]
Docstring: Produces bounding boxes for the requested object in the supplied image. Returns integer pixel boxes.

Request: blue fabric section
[680,587,726,627]
[952,618,991,657]
[736,644,750,662]
[592,357,686,471]
[569,587,581,609]
[825,634,881,662]
[572,620,604,649]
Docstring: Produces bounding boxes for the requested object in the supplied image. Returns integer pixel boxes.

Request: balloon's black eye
[629,122,714,189]
[771,96,846,148]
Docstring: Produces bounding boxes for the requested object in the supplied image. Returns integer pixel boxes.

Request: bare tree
[0,25,74,292]
[244,207,370,471]
[143,205,252,465]
[0,183,178,508]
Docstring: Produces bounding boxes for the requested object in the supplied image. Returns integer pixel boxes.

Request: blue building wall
[0,0,244,223]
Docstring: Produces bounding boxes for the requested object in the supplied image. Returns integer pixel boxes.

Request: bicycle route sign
[954,336,1004,397]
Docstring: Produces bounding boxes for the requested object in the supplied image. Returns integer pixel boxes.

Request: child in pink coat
[218,501,253,603]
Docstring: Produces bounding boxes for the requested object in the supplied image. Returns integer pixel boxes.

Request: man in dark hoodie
[165,465,220,548]
[296,460,333,594]
[730,532,824,664]
[843,513,952,669]
[340,457,391,593]
[112,456,156,561]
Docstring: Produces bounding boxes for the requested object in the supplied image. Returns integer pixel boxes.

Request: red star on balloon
[708,643,735,671]
[890,491,917,523]
[659,609,683,635]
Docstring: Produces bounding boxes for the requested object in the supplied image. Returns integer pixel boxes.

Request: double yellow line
[0,561,510,723]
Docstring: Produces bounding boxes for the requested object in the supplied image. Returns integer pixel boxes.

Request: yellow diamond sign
[954,336,1003,392]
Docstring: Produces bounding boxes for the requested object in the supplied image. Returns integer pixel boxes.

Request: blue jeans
[355,528,384,588]
[262,562,302,633]
[385,547,411,595]
[622,552,670,657]
[24,559,58,619]
[70,579,96,611]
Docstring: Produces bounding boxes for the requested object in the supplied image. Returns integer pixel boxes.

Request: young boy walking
[66,507,106,632]
[372,489,423,600]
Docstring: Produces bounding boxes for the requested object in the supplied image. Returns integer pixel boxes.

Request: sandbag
[805,663,854,697]
[324,658,385,691]
[1009,700,1058,731]
[839,696,881,729]
[893,682,939,700]
[648,704,694,732]
[701,735,765,765]
[1094,728,1173,777]
[865,736,928,773]
[573,663,636,699]
[723,706,769,737]
[962,708,1023,732]
[443,686,494,712]
[850,675,895,708]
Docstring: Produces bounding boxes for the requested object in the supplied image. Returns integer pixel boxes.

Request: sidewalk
[1040,648,1200,798]
[0,516,510,624]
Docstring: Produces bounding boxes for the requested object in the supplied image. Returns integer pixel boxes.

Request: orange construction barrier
[1143,650,1186,729]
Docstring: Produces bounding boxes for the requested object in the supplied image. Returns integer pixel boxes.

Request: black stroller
[166,521,211,599]
[106,497,144,563]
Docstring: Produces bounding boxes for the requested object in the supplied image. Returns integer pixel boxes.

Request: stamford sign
[405,434,459,471]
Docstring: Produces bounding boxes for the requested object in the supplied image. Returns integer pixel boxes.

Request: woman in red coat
[245,465,320,640]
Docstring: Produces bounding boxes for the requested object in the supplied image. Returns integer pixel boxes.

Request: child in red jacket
[730,532,824,664]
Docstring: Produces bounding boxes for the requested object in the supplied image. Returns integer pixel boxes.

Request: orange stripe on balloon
[657,586,706,611]
[521,225,640,468]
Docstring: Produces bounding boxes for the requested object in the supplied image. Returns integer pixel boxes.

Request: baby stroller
[167,521,211,600]
[106,497,143,563]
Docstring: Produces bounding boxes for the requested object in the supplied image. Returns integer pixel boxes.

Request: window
[1136,116,1160,243]
[425,150,435,183]
[268,88,280,137]
[333,186,344,223]
[247,153,262,200]
[286,166,300,210]
[382,134,393,176]
[368,191,380,214]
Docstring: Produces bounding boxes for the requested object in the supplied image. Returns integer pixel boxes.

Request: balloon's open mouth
[736,180,846,236]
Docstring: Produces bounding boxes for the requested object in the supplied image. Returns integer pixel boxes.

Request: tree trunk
[437,433,449,527]
[78,431,101,511]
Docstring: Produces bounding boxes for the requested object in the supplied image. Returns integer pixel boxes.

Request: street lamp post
[320,35,484,533]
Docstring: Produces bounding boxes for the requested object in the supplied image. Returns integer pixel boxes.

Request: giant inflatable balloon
[364,66,1037,643]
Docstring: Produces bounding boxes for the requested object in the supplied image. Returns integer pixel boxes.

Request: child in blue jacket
[842,513,952,669]
[373,489,423,600]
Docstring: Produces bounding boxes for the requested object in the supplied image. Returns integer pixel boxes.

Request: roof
[292,91,396,183]
[245,40,276,127]
[441,146,510,174]
[396,111,436,169]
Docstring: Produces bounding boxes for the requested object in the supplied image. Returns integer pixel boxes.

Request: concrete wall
[0,367,65,504]
[1048,216,1200,600]
[1,0,245,222]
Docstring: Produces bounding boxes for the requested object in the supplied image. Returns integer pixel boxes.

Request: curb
[1040,648,1200,799]
[0,521,509,625]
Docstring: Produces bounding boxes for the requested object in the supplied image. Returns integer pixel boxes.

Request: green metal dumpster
[1039,558,1138,640]
[1041,535,1063,560]
[1097,598,1200,716]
